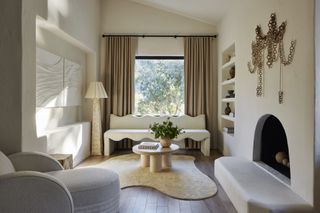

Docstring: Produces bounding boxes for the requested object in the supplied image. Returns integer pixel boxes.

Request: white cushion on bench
[215,157,312,213]
[105,129,210,142]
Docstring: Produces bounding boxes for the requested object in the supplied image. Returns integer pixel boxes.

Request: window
[135,56,184,115]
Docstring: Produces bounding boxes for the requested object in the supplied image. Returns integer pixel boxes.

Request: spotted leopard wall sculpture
[248,13,296,104]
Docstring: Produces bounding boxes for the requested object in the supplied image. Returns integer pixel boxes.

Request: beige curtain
[102,36,138,150]
[184,37,217,150]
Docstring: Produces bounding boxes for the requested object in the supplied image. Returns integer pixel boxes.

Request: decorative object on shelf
[221,43,236,150]
[85,82,108,155]
[150,118,183,148]
[229,66,235,79]
[223,127,234,134]
[247,13,296,104]
[224,103,232,115]
[226,55,232,63]
[226,90,235,98]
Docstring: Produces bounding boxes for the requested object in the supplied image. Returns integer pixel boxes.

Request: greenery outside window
[135,56,184,115]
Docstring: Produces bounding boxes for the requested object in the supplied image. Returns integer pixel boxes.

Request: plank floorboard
[133,187,148,212]
[147,188,158,205]
[179,200,192,213]
[157,193,169,207]
[168,197,180,213]
[156,206,169,213]
[145,204,157,213]
[190,200,211,213]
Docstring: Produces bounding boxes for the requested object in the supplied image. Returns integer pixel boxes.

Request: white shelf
[222,58,235,71]
[223,132,235,137]
[221,115,235,122]
[220,42,236,154]
[222,98,236,102]
[222,78,235,85]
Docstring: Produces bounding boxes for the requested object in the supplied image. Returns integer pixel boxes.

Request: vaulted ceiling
[129,0,233,25]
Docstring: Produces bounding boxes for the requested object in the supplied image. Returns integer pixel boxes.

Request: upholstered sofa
[0,151,120,213]
[104,114,211,156]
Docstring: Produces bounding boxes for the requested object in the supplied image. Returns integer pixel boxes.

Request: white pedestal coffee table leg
[162,153,172,168]
[141,154,150,167]
[150,155,161,172]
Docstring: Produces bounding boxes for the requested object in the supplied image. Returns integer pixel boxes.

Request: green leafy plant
[149,118,183,139]
[135,59,184,115]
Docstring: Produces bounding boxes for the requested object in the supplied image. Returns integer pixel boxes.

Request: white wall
[2,0,102,154]
[48,0,101,60]
[36,27,86,134]
[46,122,91,166]
[35,25,92,164]
[137,37,184,56]
[314,0,320,210]
[101,0,216,34]
[46,0,101,123]
[0,0,22,154]
[100,0,216,57]
[217,0,314,205]
[21,0,48,153]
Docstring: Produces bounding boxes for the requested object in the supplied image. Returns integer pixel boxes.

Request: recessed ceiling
[129,0,233,25]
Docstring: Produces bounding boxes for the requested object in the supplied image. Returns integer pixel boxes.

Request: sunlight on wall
[46,122,90,166]
[35,87,73,136]
[34,14,93,165]
[47,0,70,26]
[56,126,82,154]
[36,107,61,137]
[36,19,45,46]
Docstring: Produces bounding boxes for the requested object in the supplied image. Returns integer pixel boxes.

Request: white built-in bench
[43,122,91,167]
[104,114,210,156]
[215,157,313,213]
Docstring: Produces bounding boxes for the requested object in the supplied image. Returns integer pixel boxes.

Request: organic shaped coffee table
[132,143,179,172]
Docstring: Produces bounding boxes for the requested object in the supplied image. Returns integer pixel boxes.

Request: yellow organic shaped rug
[92,154,217,200]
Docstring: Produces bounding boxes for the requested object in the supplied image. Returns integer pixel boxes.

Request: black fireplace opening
[253,114,290,178]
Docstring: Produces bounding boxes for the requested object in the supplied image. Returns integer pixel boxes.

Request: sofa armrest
[0,171,74,213]
[9,152,64,172]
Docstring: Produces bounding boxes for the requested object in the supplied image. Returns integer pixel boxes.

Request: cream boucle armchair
[0,151,120,213]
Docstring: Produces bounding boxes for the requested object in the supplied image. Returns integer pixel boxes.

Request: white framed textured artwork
[36,48,83,107]
[64,59,82,106]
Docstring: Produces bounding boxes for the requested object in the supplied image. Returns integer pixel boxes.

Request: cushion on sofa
[48,168,120,213]
[0,151,15,175]
[105,129,210,142]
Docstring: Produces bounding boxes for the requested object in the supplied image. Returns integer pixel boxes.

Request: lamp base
[91,98,102,155]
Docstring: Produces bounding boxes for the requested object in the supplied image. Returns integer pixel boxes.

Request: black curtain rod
[102,34,217,38]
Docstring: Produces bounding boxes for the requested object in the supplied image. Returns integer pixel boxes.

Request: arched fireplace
[253,114,290,179]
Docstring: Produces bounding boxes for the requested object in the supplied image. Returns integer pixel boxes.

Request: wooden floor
[79,150,237,213]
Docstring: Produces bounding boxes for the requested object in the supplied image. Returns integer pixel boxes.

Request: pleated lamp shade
[85,82,108,99]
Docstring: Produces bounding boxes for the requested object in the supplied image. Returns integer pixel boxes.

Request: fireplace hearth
[253,114,290,179]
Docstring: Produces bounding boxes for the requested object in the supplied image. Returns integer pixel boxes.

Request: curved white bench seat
[215,157,313,213]
[104,114,211,156]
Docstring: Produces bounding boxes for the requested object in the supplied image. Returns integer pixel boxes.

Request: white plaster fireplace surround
[216,0,316,211]
[215,114,315,212]
[252,114,290,183]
